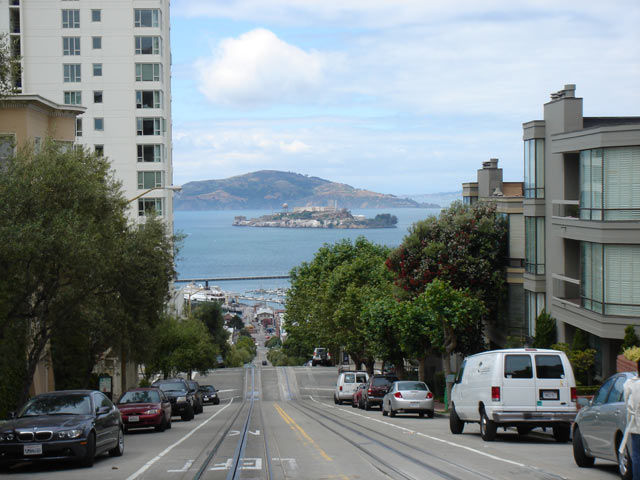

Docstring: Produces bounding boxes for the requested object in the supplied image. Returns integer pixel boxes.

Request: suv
[152,378,195,421]
[187,380,204,414]
[334,371,369,405]
[362,374,398,410]
[312,348,331,366]
[450,348,577,442]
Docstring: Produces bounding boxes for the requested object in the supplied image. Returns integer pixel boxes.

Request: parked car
[449,348,577,442]
[382,381,435,418]
[152,378,195,421]
[262,360,268,366]
[362,374,399,410]
[0,390,123,469]
[353,383,367,409]
[116,387,172,432]
[334,371,369,405]
[572,371,634,480]
[199,385,220,405]
[312,347,331,366]
[186,380,204,414]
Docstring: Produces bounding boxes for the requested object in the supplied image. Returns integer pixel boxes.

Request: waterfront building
[523,84,640,378]
[0,0,175,225]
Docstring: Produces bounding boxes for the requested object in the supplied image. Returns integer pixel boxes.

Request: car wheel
[390,408,396,418]
[517,426,532,436]
[359,398,364,409]
[214,398,220,405]
[553,425,570,443]
[382,404,388,416]
[419,412,425,418]
[80,431,96,468]
[156,415,167,432]
[426,409,435,419]
[351,399,358,408]
[167,416,172,429]
[449,404,465,434]
[109,428,125,457]
[365,399,371,411]
[479,409,497,441]
[572,426,595,468]
[182,405,194,421]
[617,440,632,480]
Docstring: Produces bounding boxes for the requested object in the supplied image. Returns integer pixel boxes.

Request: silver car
[572,371,634,480]
[382,381,434,418]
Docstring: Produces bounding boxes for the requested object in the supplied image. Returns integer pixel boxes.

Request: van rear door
[502,354,536,412]
[534,353,571,410]
[342,373,356,396]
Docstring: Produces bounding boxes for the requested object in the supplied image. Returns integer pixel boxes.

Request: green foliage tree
[265,336,282,348]
[228,315,244,331]
[194,302,229,360]
[622,325,640,351]
[533,310,557,349]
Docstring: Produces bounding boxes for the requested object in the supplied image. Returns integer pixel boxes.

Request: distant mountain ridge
[174,170,439,210]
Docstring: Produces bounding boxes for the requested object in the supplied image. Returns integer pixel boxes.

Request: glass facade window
[62,36,80,55]
[92,37,101,49]
[136,90,162,109]
[135,63,161,82]
[136,117,164,136]
[524,138,545,199]
[138,198,163,217]
[135,36,161,55]
[137,144,163,162]
[93,63,102,77]
[63,91,81,105]
[91,9,101,22]
[580,146,640,221]
[62,9,80,28]
[94,118,104,131]
[63,64,81,82]
[75,118,82,137]
[524,291,546,337]
[94,91,103,103]
[134,9,160,28]
[525,216,545,274]
[581,242,640,316]
[137,171,164,189]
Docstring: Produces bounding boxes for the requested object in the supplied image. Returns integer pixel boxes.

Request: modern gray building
[523,84,640,378]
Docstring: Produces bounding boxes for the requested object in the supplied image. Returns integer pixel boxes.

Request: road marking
[167,460,194,473]
[126,398,234,480]
[229,430,240,436]
[249,429,261,435]
[274,403,332,461]
[299,387,335,391]
[209,458,262,471]
[308,396,529,469]
[272,457,298,470]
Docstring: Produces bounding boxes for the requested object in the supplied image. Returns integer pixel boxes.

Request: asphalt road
[3,360,623,479]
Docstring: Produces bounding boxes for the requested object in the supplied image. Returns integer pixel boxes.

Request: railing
[551,200,579,219]
[552,273,580,306]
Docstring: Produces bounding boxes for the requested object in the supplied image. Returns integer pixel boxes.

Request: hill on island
[174,170,438,210]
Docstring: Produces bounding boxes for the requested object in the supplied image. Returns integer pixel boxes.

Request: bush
[622,326,640,351]
[623,346,640,362]
[533,310,556,348]
[265,337,282,348]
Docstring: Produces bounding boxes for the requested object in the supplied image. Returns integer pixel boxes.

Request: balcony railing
[552,273,580,306]
[552,200,579,219]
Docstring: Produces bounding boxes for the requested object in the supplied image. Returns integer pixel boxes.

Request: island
[233,207,398,229]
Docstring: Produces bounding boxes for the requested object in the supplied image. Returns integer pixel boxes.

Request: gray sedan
[572,371,634,480]
[382,381,434,418]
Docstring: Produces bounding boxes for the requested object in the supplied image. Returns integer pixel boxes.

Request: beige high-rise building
[1,0,175,225]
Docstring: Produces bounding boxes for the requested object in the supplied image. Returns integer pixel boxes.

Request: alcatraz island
[233,206,398,229]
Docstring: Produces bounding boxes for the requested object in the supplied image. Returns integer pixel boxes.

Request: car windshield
[119,390,160,404]
[372,377,395,387]
[156,382,186,392]
[201,385,215,392]
[397,382,428,391]
[20,394,91,417]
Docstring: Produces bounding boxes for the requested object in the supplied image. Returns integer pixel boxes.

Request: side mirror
[96,406,111,416]
[577,397,590,408]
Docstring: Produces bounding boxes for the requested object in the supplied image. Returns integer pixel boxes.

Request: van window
[534,354,565,379]
[455,360,466,383]
[344,373,355,383]
[356,374,367,383]
[504,355,533,378]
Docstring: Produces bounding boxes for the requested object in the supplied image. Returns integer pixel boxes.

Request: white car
[382,381,434,418]
[449,348,577,442]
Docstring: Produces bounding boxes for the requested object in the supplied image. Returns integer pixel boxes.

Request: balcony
[551,273,580,307]
[552,200,579,219]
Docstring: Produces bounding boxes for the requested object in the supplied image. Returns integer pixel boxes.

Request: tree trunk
[392,354,405,380]
[364,357,375,375]
[442,353,454,409]
[418,355,427,382]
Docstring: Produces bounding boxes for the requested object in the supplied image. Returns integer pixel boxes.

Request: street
[2,350,622,480]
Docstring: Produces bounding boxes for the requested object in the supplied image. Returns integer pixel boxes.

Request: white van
[449,348,577,442]
[334,371,369,404]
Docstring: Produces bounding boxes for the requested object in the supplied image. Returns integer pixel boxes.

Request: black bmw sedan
[0,390,124,469]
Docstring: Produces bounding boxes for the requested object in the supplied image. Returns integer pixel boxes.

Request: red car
[352,383,367,409]
[116,387,172,432]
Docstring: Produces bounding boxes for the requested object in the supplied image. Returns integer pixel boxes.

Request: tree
[533,310,557,348]
[193,302,229,360]
[0,33,20,98]
[265,337,282,348]
[622,325,640,351]
[228,315,244,331]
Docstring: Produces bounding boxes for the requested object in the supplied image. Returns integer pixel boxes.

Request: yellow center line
[274,403,332,462]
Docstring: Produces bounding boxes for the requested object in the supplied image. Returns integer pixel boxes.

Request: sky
[169,0,640,195]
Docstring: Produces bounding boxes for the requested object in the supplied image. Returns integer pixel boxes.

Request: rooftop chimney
[550,84,576,100]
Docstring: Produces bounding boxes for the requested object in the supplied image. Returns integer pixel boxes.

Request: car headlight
[176,396,187,403]
[144,409,159,415]
[0,433,14,441]
[58,429,83,439]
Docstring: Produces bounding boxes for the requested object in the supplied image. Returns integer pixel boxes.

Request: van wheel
[553,425,570,443]
[337,398,343,405]
[479,410,497,441]
[419,412,425,418]
[449,405,464,434]
[333,396,339,405]
[572,426,595,468]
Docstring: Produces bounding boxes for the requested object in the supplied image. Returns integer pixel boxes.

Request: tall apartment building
[523,84,640,378]
[0,0,174,225]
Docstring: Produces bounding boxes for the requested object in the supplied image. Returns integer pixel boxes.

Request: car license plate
[410,402,419,407]
[129,415,140,422]
[540,390,559,400]
[24,444,42,456]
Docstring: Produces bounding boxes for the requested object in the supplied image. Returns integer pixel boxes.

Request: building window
[62,9,80,28]
[135,63,161,82]
[94,118,104,131]
[136,117,164,136]
[62,36,80,55]
[524,138,545,199]
[63,63,81,82]
[137,144,163,162]
[0,134,16,165]
[135,36,161,55]
[138,198,163,217]
[524,291,546,337]
[135,90,162,109]
[94,145,104,156]
[93,63,102,77]
[91,9,101,22]
[580,146,640,221]
[63,90,82,105]
[92,36,101,49]
[93,90,102,103]
[581,242,640,316]
[137,171,164,189]
[134,9,160,28]
[76,118,82,137]
[525,216,545,274]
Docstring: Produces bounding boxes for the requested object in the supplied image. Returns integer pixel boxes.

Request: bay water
[174,208,441,297]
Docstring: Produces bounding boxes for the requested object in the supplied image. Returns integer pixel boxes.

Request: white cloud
[195,28,334,106]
